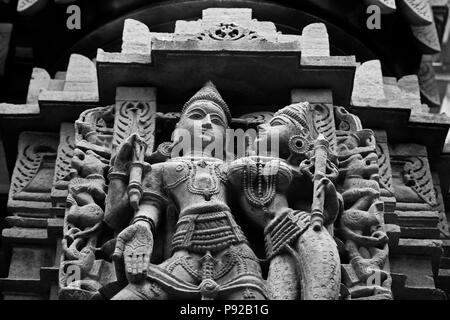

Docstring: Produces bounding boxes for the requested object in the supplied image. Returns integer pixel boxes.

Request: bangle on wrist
[108,171,128,181]
[130,216,155,233]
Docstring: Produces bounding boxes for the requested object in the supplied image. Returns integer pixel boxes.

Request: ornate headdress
[182,81,232,124]
[270,102,314,138]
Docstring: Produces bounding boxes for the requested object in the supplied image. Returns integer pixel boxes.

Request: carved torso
[227,156,295,228]
[142,156,247,254]
[161,157,229,216]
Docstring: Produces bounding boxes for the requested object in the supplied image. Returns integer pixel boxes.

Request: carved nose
[202,114,213,129]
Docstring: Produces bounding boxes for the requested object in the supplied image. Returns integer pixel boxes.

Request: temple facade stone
[0,1,450,300]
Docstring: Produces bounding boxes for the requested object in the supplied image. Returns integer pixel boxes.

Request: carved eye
[211,117,225,126]
[189,113,203,120]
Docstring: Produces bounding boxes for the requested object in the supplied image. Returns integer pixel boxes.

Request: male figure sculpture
[106,82,267,300]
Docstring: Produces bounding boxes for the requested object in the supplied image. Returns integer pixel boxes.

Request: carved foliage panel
[8,132,59,217]
[389,144,438,209]
[113,87,157,156]
[51,123,75,208]
[374,130,394,198]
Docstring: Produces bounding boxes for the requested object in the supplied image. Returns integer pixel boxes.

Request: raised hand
[112,133,149,174]
[111,134,136,174]
[113,221,153,283]
[316,177,341,225]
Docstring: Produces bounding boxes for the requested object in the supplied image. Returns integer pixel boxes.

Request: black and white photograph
[0,0,449,307]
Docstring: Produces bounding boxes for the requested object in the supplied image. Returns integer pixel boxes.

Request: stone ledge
[0,278,50,295]
[2,228,50,244]
[96,49,151,65]
[396,210,440,227]
[39,90,99,103]
[4,216,48,228]
[393,238,443,256]
[409,112,450,125]
[0,104,40,115]
[400,227,441,239]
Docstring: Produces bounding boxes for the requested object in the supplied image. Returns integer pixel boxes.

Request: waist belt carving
[171,211,248,253]
[146,264,268,300]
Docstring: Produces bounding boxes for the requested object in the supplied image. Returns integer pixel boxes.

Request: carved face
[255,115,309,159]
[255,122,290,159]
[175,100,228,152]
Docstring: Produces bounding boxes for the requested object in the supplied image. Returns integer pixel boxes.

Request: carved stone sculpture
[335,108,392,300]
[107,82,267,300]
[57,82,392,300]
[228,103,341,300]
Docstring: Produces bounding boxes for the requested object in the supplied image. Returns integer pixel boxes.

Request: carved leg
[111,280,168,300]
[266,254,299,300]
[295,227,341,300]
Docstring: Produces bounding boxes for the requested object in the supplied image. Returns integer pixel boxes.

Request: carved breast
[228,157,293,191]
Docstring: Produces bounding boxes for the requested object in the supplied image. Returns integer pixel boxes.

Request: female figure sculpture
[228,102,343,300]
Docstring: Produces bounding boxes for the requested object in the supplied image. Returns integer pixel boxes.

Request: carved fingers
[113,133,137,173]
[316,178,340,225]
[113,222,153,284]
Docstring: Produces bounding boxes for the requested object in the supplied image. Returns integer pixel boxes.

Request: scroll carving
[391,155,438,209]
[311,104,337,151]
[376,143,394,196]
[197,23,262,42]
[402,157,438,207]
[113,101,155,154]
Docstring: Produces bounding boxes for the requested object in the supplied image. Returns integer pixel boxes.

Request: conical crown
[271,102,311,131]
[182,81,232,123]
